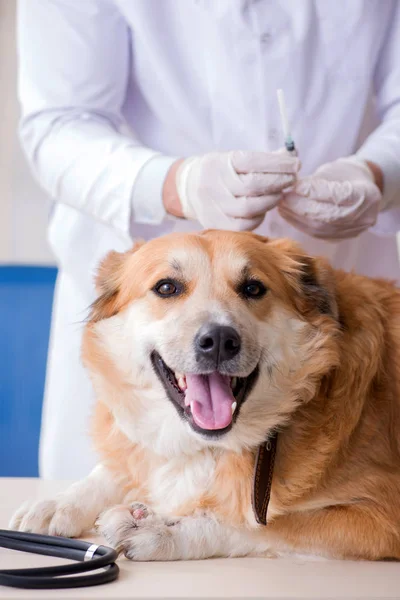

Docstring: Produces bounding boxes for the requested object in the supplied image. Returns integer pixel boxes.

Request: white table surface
[0,478,399,599]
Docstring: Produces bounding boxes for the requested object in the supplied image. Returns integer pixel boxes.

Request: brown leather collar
[251,432,278,525]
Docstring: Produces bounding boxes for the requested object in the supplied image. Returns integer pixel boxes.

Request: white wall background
[0,0,55,266]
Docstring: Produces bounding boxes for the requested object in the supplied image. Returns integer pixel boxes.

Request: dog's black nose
[195,324,241,366]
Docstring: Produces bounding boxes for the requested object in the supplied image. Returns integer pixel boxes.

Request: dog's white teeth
[177,375,187,391]
[231,401,237,415]
[231,377,237,390]
[185,396,190,407]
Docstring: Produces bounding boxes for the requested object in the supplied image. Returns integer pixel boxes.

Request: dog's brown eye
[157,282,176,296]
[241,280,267,299]
[154,279,181,297]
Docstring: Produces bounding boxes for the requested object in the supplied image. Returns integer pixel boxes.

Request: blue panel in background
[0,266,57,476]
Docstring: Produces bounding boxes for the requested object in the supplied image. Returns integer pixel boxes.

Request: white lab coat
[17,0,400,479]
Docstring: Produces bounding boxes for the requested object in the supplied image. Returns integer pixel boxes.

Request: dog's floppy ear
[294,255,339,320]
[267,238,338,320]
[89,240,145,322]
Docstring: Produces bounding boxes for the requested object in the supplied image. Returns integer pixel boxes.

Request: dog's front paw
[9,498,92,537]
[97,503,180,561]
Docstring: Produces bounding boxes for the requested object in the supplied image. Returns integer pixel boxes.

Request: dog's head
[83,231,340,456]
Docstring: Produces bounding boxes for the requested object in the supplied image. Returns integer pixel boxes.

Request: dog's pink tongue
[185,373,234,430]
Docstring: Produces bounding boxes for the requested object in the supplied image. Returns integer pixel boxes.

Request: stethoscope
[0,529,119,589]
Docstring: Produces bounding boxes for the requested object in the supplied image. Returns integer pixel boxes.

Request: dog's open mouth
[151,352,259,436]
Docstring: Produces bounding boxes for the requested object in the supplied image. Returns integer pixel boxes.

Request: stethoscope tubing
[0,529,120,589]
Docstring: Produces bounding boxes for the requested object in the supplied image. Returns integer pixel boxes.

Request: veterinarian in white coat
[18,0,400,479]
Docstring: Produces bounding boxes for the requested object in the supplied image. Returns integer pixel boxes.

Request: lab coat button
[260,32,272,44]
[269,221,282,237]
[268,128,278,141]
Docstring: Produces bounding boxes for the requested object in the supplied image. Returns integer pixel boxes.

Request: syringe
[276,88,297,156]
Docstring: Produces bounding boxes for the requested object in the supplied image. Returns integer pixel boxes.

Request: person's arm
[356,0,400,214]
[17,0,177,237]
[162,160,185,218]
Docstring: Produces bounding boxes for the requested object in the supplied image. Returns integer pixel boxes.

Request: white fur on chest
[148,451,216,515]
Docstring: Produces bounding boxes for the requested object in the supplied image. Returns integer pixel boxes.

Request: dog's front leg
[10,464,125,537]
[98,503,272,561]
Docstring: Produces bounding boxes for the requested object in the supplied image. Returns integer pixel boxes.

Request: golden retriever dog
[11,230,400,561]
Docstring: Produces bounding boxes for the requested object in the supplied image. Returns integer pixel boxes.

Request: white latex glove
[279,156,382,240]
[176,150,300,231]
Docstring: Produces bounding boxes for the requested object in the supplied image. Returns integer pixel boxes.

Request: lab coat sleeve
[356,1,400,234]
[17,0,177,237]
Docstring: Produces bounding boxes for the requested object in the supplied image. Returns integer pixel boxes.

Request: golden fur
[62,231,400,559]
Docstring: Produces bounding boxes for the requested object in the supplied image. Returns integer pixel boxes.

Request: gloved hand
[176,150,300,231]
[279,156,382,240]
